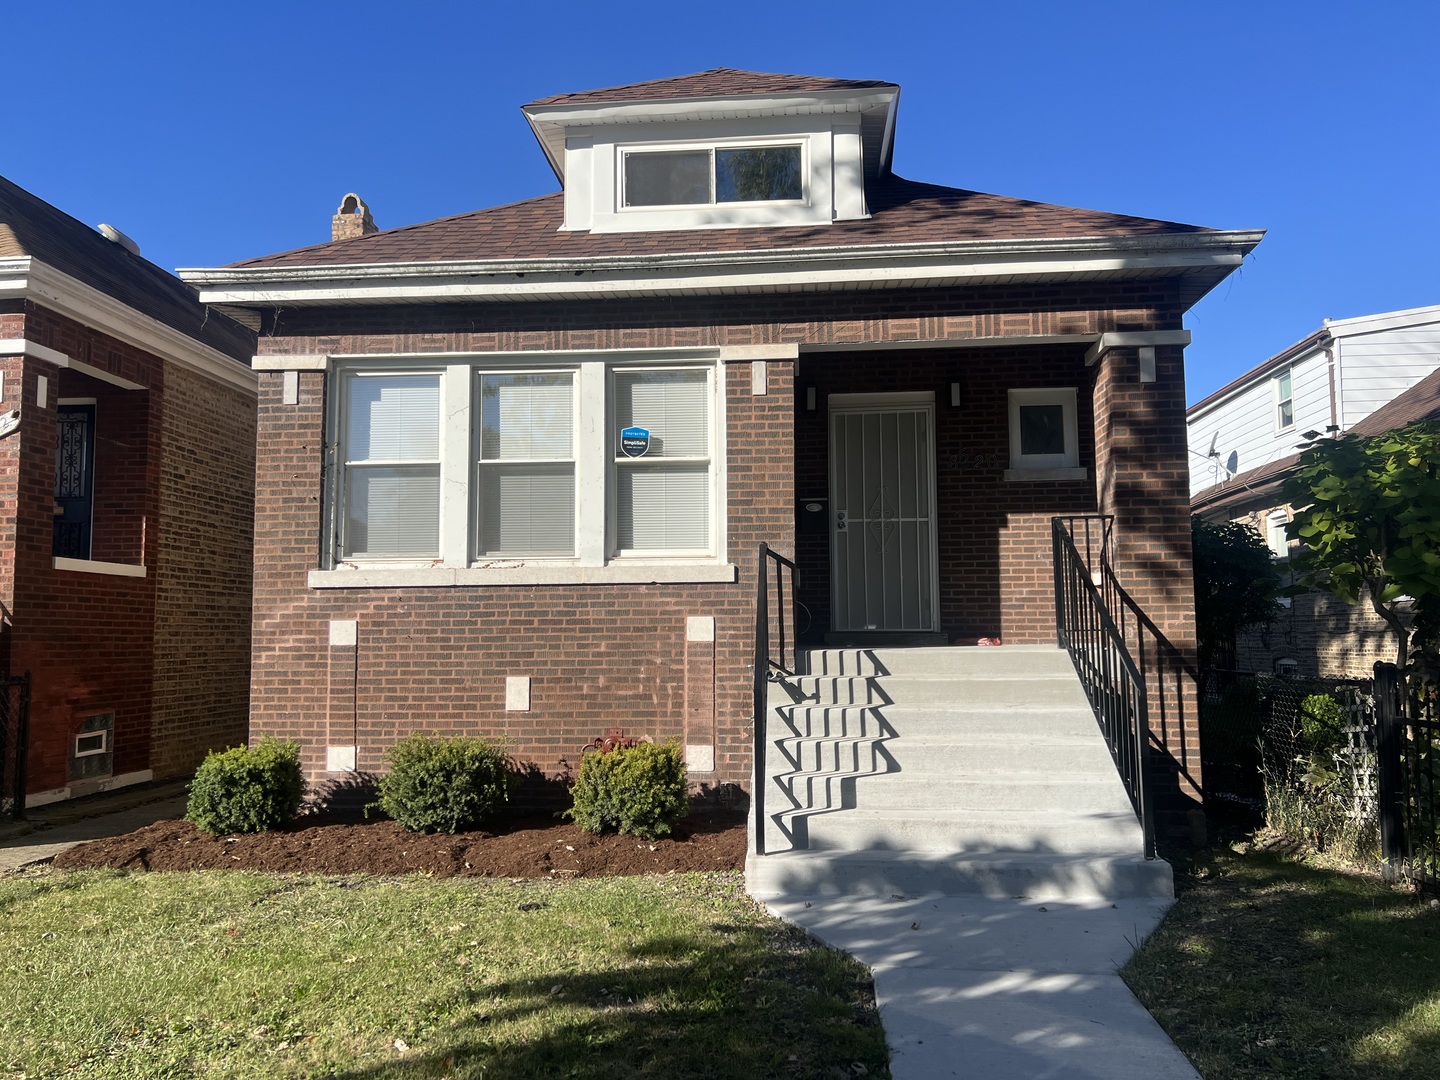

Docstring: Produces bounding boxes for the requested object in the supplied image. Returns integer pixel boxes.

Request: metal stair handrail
[1051,517,1157,859]
[754,542,798,856]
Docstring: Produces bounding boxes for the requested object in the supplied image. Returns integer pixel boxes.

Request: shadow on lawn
[1126,849,1440,1079]
[321,917,888,1080]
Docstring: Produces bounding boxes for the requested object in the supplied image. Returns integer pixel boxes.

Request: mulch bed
[52,809,749,879]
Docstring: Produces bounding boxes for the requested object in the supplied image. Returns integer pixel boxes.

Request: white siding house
[1188,303,1440,497]
[1188,303,1440,677]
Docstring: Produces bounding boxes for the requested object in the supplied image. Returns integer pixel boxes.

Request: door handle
[835,510,847,533]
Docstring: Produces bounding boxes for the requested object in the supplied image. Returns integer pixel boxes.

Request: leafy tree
[1192,516,1284,669]
[1283,420,1440,669]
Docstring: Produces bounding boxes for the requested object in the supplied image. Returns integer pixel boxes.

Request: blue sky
[7,1,1435,402]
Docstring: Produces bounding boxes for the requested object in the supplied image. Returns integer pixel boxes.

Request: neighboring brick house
[183,69,1261,826]
[0,176,257,806]
[1189,305,1440,676]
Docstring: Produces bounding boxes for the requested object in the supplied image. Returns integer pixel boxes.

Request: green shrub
[374,734,514,834]
[1299,692,1346,754]
[567,740,689,840]
[186,737,304,835]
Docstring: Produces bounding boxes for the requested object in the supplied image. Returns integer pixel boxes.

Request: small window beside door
[1005,388,1084,481]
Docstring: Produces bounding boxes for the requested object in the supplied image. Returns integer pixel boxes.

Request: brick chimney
[331,193,377,242]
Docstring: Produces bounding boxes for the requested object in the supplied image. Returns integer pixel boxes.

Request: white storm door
[829,395,940,632]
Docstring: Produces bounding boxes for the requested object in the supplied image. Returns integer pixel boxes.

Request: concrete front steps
[746,644,1172,902]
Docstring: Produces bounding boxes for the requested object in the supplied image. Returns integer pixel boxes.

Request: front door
[829,393,940,632]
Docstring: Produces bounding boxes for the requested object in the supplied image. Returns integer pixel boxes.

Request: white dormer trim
[560,115,866,234]
[522,86,899,184]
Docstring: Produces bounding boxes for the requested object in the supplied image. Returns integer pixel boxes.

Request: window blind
[343,374,441,557]
[614,370,710,550]
[476,372,576,556]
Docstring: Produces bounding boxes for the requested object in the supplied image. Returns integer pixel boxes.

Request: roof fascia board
[522,86,899,183]
[183,230,1262,307]
[0,258,257,395]
[1324,302,1440,339]
[1084,329,1191,366]
[524,87,899,128]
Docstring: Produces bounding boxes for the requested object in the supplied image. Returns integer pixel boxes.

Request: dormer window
[622,144,804,208]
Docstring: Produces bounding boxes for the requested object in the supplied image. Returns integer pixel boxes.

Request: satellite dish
[1207,431,1219,457]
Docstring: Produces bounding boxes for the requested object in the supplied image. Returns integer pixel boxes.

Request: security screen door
[829,395,940,632]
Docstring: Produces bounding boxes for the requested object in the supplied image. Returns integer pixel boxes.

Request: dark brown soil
[53,809,748,879]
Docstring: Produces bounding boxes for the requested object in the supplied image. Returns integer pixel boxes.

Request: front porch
[747,642,1173,902]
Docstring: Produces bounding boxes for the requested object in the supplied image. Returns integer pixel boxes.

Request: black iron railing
[754,542,798,856]
[1052,518,1156,859]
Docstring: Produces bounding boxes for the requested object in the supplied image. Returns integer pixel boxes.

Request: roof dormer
[520,68,900,235]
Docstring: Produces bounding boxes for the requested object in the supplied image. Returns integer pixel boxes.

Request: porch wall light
[949,382,962,408]
[1138,346,1157,384]
[805,386,817,411]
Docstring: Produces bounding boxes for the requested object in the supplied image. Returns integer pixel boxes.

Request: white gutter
[181,230,1263,307]
[0,257,257,394]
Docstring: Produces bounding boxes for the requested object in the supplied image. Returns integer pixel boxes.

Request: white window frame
[1265,509,1290,559]
[473,367,581,560]
[1004,387,1085,481]
[74,729,108,758]
[334,368,444,562]
[316,352,731,588]
[1274,369,1294,432]
[608,365,716,559]
[618,137,809,212]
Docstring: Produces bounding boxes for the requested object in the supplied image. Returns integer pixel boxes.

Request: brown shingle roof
[231,175,1210,270]
[524,68,897,107]
[0,175,254,363]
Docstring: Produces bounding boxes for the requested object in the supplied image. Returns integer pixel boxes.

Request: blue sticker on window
[621,426,650,457]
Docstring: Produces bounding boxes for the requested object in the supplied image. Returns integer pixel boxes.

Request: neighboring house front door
[53,405,95,560]
[828,393,940,632]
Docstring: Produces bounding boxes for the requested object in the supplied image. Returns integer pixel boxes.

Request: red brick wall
[3,304,255,795]
[795,346,1097,643]
[9,354,160,792]
[1093,343,1203,834]
[150,365,257,777]
[251,361,792,793]
[249,281,1198,804]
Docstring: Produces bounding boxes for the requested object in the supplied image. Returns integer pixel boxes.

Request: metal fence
[0,673,32,819]
[1203,665,1440,890]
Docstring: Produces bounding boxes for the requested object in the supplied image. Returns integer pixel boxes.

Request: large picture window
[328,358,721,575]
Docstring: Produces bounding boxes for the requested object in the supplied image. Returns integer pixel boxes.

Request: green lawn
[1123,848,1440,1079]
[0,869,888,1079]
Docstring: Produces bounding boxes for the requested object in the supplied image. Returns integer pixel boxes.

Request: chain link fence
[1200,671,1377,861]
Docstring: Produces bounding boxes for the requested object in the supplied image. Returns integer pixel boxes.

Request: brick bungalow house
[0,176,257,807]
[182,70,1261,835]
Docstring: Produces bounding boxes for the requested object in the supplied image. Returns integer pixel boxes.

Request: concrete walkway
[0,780,188,871]
[762,892,1199,1080]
